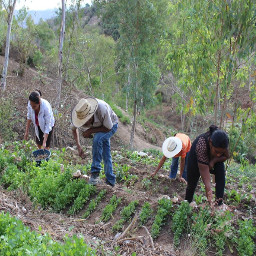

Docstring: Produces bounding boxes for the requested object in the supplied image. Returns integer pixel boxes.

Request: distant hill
[14,9,58,24]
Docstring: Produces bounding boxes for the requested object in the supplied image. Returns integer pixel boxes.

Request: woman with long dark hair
[24,90,55,149]
[185,125,229,207]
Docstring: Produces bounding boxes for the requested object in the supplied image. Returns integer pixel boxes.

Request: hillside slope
[0,55,163,151]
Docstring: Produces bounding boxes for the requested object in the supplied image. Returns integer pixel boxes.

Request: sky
[16,0,92,11]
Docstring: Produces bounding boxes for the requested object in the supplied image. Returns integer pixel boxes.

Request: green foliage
[112,200,139,232]
[101,195,122,222]
[151,197,172,239]
[53,178,86,212]
[166,0,256,129]
[109,103,130,125]
[115,163,138,186]
[228,126,248,162]
[68,184,96,215]
[139,202,153,226]
[141,177,152,190]
[0,212,96,255]
[211,212,233,256]
[0,164,26,190]
[0,98,18,141]
[82,189,107,219]
[171,201,191,247]
[235,219,256,256]
[190,207,212,256]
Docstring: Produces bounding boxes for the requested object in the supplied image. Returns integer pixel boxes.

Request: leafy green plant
[82,189,107,219]
[112,200,139,232]
[171,201,191,247]
[101,195,122,222]
[235,219,256,256]
[115,163,138,186]
[0,212,96,255]
[68,184,96,215]
[190,207,212,256]
[151,198,172,239]
[139,202,153,226]
[141,177,152,190]
[53,179,87,212]
[211,211,233,256]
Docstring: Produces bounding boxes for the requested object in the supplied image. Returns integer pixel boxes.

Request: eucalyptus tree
[96,0,168,149]
[165,0,256,130]
[64,31,115,98]
[11,8,37,74]
[0,9,7,51]
[56,0,66,109]
[0,0,17,92]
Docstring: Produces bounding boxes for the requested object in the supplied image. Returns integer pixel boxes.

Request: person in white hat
[71,97,118,187]
[151,133,191,184]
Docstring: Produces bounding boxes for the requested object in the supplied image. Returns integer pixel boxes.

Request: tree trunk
[214,50,221,125]
[56,0,66,109]
[0,0,17,92]
[130,99,137,150]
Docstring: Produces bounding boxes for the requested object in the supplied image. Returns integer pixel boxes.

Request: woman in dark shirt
[185,125,229,207]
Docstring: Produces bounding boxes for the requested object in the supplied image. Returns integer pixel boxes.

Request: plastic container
[32,149,51,166]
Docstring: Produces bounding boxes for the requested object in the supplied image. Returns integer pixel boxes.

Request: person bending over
[185,125,229,208]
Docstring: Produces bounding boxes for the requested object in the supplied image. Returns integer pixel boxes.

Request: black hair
[29,90,41,104]
[208,125,229,148]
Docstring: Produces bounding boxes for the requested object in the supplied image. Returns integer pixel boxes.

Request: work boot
[105,179,115,187]
[89,172,101,185]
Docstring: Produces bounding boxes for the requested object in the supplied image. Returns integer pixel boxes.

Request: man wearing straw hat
[71,97,118,187]
[151,133,191,184]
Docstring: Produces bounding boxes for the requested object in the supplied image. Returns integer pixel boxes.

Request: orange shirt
[174,133,191,158]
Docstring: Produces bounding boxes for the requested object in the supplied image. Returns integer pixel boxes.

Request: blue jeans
[91,123,118,185]
[169,153,188,180]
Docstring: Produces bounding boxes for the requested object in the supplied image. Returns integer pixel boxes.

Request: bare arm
[72,127,85,158]
[198,162,213,207]
[82,126,110,138]
[42,133,49,149]
[209,148,230,169]
[178,157,187,184]
[24,119,32,140]
[151,156,167,177]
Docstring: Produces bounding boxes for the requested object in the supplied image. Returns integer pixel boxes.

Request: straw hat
[72,97,98,128]
[162,137,182,158]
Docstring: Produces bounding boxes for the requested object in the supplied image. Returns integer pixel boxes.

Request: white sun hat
[72,97,98,128]
[162,137,182,158]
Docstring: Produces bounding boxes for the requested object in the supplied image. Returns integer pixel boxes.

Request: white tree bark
[1,0,17,92]
[56,0,66,109]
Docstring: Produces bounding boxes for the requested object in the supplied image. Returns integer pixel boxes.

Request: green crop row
[0,212,96,256]
[101,195,122,223]
[112,200,139,232]
[151,198,173,239]
[82,189,107,219]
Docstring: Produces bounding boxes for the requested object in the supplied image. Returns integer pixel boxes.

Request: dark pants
[36,126,54,148]
[169,153,188,180]
[185,162,225,205]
